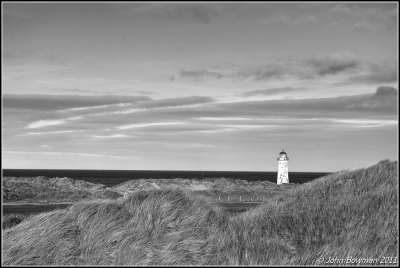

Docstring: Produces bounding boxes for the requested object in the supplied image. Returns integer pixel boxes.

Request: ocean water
[2,169,331,187]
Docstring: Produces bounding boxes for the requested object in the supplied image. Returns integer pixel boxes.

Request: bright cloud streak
[117,122,183,130]
[196,117,253,121]
[23,130,82,135]
[27,119,67,129]
[26,116,82,129]
[92,134,130,138]
[331,119,398,127]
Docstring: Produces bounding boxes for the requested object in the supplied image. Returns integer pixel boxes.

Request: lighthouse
[277,149,289,185]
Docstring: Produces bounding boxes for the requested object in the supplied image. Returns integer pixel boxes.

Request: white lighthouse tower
[277,149,289,185]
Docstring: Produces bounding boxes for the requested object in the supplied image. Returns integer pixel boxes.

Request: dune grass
[2,160,398,265]
[227,159,398,265]
[2,190,231,265]
[2,176,100,202]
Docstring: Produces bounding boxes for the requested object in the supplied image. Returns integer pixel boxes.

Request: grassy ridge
[3,175,298,204]
[3,190,231,265]
[2,160,398,265]
[113,177,299,202]
[2,176,121,203]
[228,159,398,265]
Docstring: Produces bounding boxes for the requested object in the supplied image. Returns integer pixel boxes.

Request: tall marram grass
[2,160,398,265]
[228,159,398,265]
[2,189,232,265]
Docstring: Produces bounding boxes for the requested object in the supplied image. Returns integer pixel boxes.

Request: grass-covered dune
[2,160,398,265]
[2,190,231,265]
[3,174,298,204]
[228,159,398,265]
[2,176,121,203]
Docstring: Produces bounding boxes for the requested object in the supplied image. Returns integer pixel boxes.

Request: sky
[2,2,398,171]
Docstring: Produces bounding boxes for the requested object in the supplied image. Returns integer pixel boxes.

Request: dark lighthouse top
[277,149,289,161]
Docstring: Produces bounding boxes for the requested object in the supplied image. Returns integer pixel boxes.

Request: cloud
[3,95,216,137]
[179,65,284,82]
[196,117,253,121]
[375,86,397,96]
[4,90,396,144]
[139,96,215,109]
[330,118,397,128]
[117,122,183,130]
[240,92,396,115]
[343,86,398,112]
[178,53,371,83]
[241,87,307,97]
[3,94,152,111]
[22,130,83,136]
[88,96,215,117]
[180,69,225,80]
[4,94,214,114]
[342,63,397,84]
[26,116,82,129]
[306,53,360,76]
[67,103,128,111]
[92,134,130,139]
[237,67,284,81]
[27,119,67,129]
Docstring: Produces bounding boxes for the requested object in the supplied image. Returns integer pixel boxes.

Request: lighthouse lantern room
[277,149,289,185]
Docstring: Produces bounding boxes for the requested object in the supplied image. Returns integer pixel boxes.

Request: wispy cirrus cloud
[241,87,308,97]
[27,119,67,129]
[92,134,130,139]
[195,116,253,121]
[3,87,397,170]
[12,87,396,136]
[330,118,397,128]
[26,116,82,129]
[21,130,83,136]
[117,122,183,130]
[4,94,151,111]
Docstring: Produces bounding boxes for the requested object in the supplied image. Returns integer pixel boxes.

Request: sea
[2,169,331,187]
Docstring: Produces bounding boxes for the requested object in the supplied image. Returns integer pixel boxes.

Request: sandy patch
[151,182,161,189]
[188,184,209,191]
